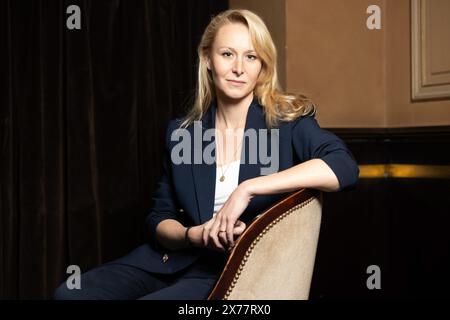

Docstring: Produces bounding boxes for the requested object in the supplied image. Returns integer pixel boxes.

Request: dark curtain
[0,0,227,299]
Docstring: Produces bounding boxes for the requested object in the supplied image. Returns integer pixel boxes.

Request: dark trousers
[53,256,223,300]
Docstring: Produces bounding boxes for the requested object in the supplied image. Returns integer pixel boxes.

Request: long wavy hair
[180,9,316,129]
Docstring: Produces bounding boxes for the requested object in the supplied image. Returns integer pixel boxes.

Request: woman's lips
[227,80,246,86]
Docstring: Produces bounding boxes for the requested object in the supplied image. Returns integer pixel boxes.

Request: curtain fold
[0,0,227,299]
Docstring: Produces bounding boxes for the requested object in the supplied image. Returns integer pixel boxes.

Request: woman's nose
[232,58,244,75]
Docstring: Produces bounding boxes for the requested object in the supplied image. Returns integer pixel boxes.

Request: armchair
[208,188,322,300]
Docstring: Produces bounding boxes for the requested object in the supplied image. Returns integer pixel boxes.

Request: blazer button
[178,208,184,213]
[162,253,169,263]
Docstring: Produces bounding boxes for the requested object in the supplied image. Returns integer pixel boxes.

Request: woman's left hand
[208,181,254,249]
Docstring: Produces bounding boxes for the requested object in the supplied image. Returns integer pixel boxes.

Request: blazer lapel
[238,99,270,217]
[238,98,267,185]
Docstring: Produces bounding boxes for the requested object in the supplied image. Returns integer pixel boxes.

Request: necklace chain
[215,111,245,182]
[216,130,243,182]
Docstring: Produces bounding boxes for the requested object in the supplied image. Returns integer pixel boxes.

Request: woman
[54,9,359,300]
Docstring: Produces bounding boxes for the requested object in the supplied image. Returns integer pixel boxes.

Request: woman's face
[207,23,262,103]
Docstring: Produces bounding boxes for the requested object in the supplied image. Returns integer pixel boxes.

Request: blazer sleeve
[291,115,359,191]
[145,120,180,247]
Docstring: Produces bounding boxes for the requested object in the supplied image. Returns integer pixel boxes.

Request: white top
[213,159,241,214]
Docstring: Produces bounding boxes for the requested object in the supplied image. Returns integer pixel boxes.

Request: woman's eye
[222,52,233,57]
[247,55,257,60]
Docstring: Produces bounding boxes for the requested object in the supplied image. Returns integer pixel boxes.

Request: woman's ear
[206,58,211,71]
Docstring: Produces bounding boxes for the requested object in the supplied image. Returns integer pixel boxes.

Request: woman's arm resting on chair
[244,158,340,194]
[207,159,341,247]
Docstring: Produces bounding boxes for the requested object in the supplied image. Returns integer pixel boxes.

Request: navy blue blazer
[116,98,359,274]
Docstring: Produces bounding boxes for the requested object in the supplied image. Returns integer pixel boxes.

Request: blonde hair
[180,9,316,129]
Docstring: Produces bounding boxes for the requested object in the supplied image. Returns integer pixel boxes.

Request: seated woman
[54,8,359,300]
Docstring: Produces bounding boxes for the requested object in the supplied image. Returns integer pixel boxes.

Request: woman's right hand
[188,215,246,252]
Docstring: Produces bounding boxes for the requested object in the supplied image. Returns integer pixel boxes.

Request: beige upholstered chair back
[208,189,322,300]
